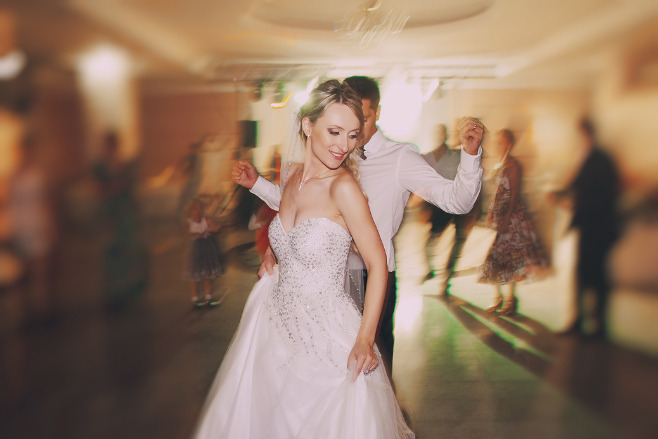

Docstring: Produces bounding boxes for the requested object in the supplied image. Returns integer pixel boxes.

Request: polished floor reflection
[393,293,657,438]
[1,215,657,439]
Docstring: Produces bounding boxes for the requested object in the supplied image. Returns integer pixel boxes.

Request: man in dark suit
[563,118,620,337]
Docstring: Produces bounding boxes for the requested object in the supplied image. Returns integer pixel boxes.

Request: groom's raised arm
[398,117,483,214]
[232,161,281,210]
[398,145,482,214]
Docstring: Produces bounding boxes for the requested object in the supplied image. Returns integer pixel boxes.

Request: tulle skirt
[193,271,414,439]
[185,237,223,281]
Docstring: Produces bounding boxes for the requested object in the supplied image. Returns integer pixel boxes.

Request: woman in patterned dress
[479,129,550,315]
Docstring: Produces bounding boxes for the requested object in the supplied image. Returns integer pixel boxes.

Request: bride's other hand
[232,160,259,189]
[347,337,378,382]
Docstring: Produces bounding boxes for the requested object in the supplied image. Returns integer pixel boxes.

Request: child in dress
[185,198,223,308]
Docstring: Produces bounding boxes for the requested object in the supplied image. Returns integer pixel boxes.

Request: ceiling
[4,0,658,89]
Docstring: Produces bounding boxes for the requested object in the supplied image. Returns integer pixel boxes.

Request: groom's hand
[458,117,484,155]
[232,160,259,189]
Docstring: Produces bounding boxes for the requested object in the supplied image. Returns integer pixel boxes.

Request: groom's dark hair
[344,76,380,111]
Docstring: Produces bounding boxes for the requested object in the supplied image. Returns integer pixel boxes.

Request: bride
[193,80,414,438]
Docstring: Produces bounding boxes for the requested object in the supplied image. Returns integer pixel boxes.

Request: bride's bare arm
[332,174,387,382]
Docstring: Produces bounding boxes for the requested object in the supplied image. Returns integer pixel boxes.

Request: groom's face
[360,98,379,146]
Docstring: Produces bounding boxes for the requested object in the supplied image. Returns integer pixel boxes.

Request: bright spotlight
[78,44,130,83]
[0,50,26,79]
[379,80,422,139]
[294,91,309,106]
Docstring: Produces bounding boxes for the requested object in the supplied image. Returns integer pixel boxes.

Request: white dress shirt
[251,128,483,271]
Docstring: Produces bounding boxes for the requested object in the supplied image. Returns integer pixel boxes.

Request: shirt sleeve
[250,176,281,211]
[397,145,483,214]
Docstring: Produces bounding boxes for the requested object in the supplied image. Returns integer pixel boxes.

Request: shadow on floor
[438,293,658,439]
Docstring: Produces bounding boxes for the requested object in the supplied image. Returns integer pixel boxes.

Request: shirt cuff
[250,175,268,196]
[459,146,482,173]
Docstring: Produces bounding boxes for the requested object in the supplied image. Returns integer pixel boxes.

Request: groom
[233,76,484,375]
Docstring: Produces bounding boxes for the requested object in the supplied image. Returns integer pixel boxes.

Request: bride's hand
[232,160,259,189]
[347,338,378,382]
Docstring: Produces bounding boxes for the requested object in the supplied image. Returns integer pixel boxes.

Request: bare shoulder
[330,170,367,209]
[330,170,360,194]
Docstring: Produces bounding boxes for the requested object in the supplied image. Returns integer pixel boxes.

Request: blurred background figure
[479,129,551,315]
[421,122,482,295]
[7,133,57,327]
[92,131,147,310]
[554,118,620,337]
[0,8,33,329]
[177,136,206,217]
[228,143,259,230]
[184,197,223,309]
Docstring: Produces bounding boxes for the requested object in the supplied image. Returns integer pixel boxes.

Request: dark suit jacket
[570,147,619,242]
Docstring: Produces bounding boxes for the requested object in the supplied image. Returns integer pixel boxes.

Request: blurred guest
[557,119,620,337]
[185,198,223,309]
[92,131,147,310]
[479,129,550,315]
[8,134,57,326]
[422,123,482,294]
[177,136,205,215]
[229,144,259,228]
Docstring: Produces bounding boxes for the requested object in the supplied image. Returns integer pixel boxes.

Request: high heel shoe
[486,297,504,313]
[500,297,517,316]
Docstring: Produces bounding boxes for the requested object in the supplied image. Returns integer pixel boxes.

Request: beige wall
[2,69,87,188]
[31,86,87,186]
[139,87,240,191]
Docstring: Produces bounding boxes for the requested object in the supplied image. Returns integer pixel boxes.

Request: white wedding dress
[193,214,414,438]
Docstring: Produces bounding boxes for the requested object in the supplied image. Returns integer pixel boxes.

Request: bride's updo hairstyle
[298,79,365,178]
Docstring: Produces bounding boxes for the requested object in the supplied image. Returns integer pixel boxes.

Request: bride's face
[304,103,361,169]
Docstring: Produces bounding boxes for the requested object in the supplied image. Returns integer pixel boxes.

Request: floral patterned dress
[479,159,550,284]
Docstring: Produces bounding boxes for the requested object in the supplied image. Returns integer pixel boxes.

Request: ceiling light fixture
[271,92,292,109]
[335,0,409,49]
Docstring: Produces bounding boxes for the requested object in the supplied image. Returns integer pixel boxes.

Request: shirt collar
[363,129,386,155]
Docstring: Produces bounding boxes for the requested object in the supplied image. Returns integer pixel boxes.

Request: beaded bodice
[267,214,361,369]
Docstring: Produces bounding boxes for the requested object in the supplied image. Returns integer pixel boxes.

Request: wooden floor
[1,215,656,439]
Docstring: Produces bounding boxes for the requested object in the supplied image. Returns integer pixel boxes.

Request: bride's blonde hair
[298,79,365,179]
